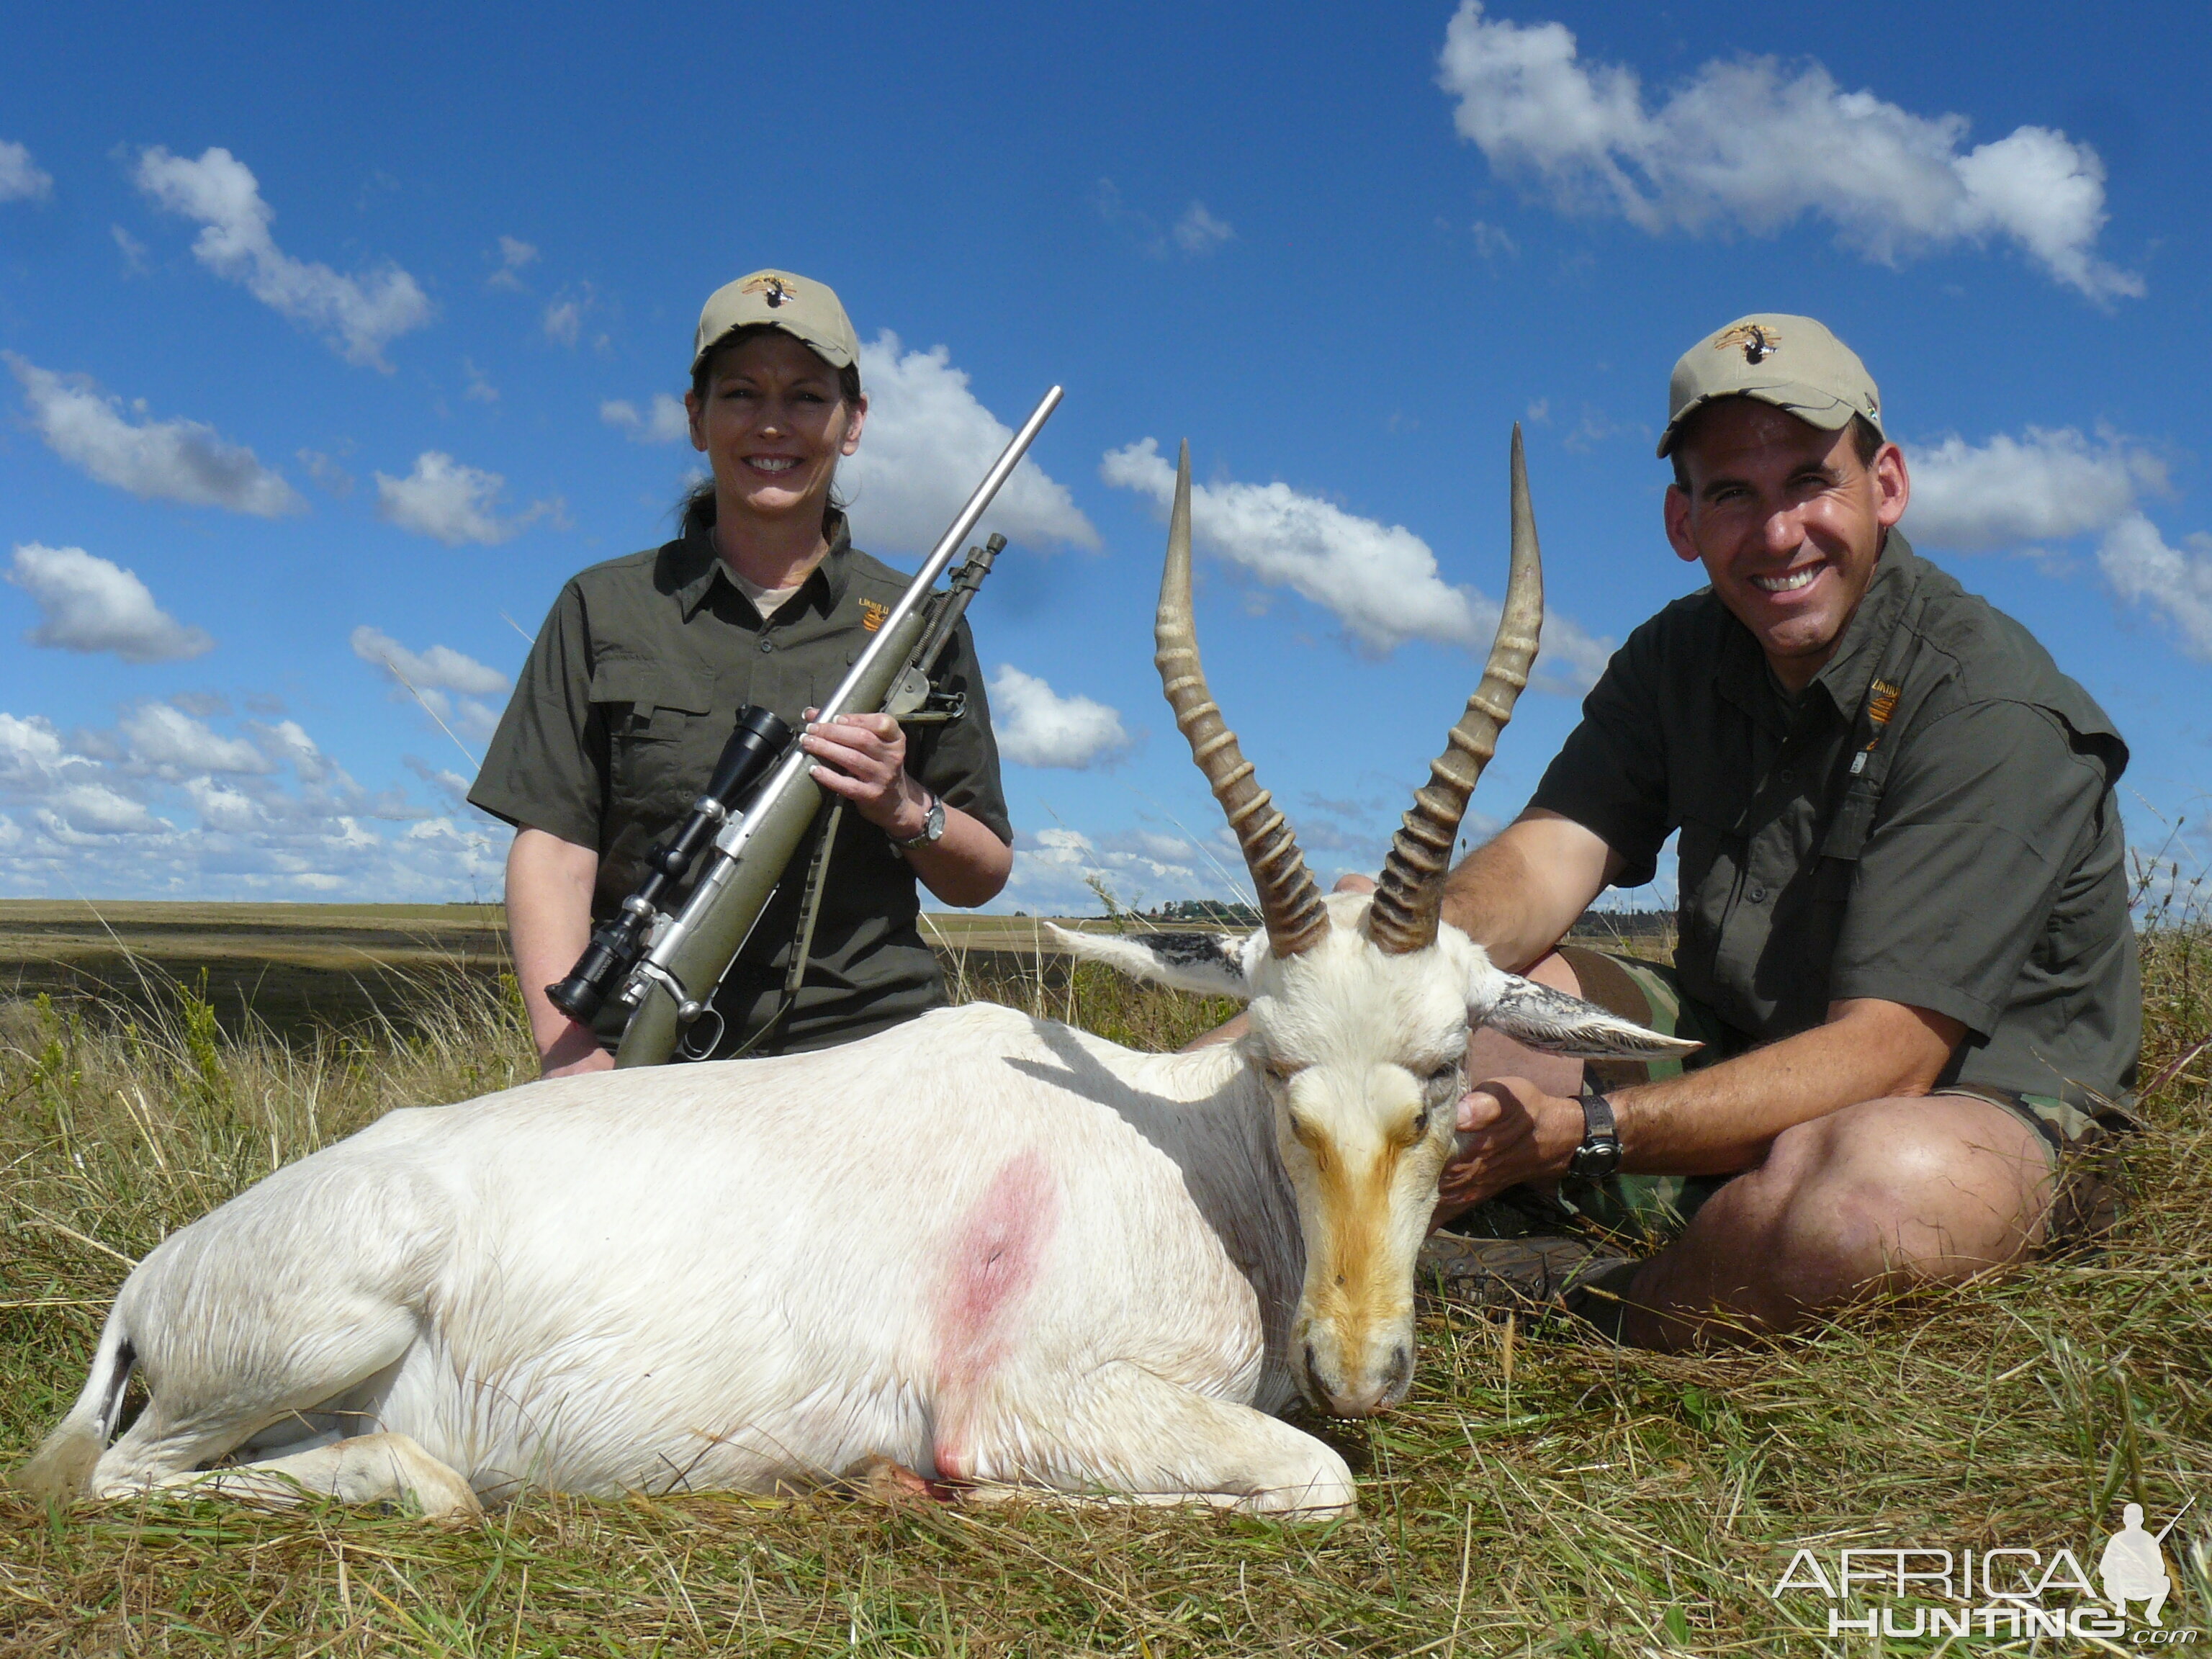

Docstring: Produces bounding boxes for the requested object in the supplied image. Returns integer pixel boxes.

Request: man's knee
[1750,1095,2053,1276]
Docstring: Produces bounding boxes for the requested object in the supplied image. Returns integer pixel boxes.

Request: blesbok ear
[1476,972,1702,1061]
[1048,925,1254,1001]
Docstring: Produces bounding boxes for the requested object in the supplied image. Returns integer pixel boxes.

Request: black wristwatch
[891,791,945,852]
[1568,1087,1622,1181]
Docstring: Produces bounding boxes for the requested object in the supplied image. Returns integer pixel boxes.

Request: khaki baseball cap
[1656,313,1882,458]
[691,269,860,377]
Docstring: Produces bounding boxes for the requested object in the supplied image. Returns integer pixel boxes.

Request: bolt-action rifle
[545,385,1064,1068]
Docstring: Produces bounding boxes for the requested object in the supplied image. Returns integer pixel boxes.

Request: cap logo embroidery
[859,598,889,632]
[1712,322,1780,364]
[742,274,795,309]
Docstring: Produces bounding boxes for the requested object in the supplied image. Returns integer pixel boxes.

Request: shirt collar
[1808,531,1924,722]
[670,511,855,621]
[1710,530,1925,732]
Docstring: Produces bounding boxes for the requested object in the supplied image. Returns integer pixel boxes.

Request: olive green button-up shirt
[469,515,1011,1053]
[1531,534,2138,1107]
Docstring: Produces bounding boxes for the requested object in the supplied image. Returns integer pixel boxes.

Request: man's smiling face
[1663,397,1910,691]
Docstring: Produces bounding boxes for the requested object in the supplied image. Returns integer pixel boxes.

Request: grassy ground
[0,931,2206,1655]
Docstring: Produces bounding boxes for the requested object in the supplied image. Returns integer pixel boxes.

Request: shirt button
[757,636,775,654]
[1748,885,1769,904]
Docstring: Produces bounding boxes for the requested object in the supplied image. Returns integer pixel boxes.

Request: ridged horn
[1367,425,1544,955]
[1155,441,1329,959]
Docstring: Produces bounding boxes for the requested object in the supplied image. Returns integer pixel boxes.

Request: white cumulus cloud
[1100,436,1610,688]
[601,393,690,444]
[46,784,167,837]
[120,703,271,776]
[1172,202,1235,255]
[1,139,53,202]
[488,235,538,291]
[2098,514,2212,662]
[351,626,510,747]
[6,544,215,662]
[1435,3,2139,300]
[1889,423,2212,652]
[185,775,264,833]
[0,713,83,788]
[349,626,511,696]
[841,331,1099,554]
[133,145,433,367]
[988,666,1131,770]
[1903,427,2167,552]
[6,354,305,516]
[374,451,550,546]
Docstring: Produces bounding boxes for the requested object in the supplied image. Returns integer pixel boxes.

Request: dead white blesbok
[19,432,1689,1519]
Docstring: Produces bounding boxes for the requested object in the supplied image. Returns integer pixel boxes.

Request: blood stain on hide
[935,1148,1058,1387]
[930,1149,1059,1475]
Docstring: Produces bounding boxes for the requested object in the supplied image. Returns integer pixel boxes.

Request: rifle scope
[544,703,792,1024]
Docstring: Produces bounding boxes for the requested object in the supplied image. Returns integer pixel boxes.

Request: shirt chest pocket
[590,662,714,824]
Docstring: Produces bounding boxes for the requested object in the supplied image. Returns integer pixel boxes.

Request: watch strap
[891,791,944,850]
[1568,1087,1622,1181]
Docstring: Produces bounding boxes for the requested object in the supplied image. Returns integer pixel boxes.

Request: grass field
[0,912,2205,1655]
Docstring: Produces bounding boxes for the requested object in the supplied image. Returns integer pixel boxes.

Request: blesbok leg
[138,1431,480,1517]
[950,1361,1355,1516]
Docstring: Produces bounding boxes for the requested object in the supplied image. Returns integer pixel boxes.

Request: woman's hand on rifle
[799,709,931,837]
[799,708,1013,907]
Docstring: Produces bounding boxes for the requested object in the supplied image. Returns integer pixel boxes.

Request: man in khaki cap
[1420,313,2139,1348]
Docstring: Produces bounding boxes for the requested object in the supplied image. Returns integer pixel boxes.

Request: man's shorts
[1452,945,2132,1252]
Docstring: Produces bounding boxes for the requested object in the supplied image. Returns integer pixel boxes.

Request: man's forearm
[1608,999,1965,1174]
[1442,810,1618,972]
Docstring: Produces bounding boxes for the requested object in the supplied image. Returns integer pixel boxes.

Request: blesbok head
[1065,432,1692,1419]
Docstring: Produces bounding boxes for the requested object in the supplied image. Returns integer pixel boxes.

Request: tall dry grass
[0,925,2205,1656]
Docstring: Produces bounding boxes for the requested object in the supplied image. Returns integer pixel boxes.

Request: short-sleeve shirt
[1530,533,2139,1108]
[469,512,1012,1053]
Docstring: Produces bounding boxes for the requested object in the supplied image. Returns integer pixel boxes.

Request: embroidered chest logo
[1713,322,1780,364]
[742,274,795,309]
[859,599,889,632]
[1850,678,1905,775]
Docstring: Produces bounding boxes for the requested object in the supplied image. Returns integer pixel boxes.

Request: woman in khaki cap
[472,270,1014,1076]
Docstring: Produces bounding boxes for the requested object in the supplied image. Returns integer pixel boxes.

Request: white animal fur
[20,894,1690,1518]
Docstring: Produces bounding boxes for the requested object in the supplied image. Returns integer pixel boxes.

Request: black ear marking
[1048,924,1253,999]
[1136,932,1244,976]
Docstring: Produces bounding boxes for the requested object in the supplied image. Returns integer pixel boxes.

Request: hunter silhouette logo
[742,274,795,309]
[1713,322,1779,364]
[2100,1499,2193,1625]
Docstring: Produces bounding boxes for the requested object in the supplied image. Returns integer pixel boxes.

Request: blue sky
[3,1,2206,914]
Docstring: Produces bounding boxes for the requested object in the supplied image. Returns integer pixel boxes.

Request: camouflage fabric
[1450,945,2131,1251]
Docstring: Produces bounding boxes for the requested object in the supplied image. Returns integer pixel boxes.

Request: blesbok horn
[1155,441,1329,959]
[1367,425,1544,955]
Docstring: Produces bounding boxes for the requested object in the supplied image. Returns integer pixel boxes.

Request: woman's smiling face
[685,328,866,529]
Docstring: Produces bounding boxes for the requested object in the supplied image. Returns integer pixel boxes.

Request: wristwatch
[891,790,945,852]
[1567,1087,1622,1181]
